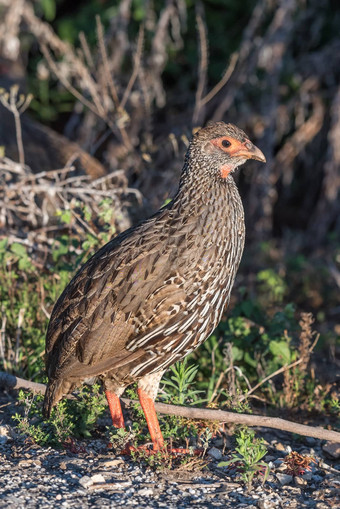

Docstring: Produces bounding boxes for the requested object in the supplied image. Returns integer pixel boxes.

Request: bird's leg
[136,372,199,455]
[138,387,164,451]
[137,388,202,455]
[105,390,125,428]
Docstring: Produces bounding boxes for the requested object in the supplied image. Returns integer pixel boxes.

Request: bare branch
[40,44,101,118]
[121,24,145,110]
[1,372,339,443]
[200,52,238,107]
[79,31,94,70]
[193,1,208,125]
[95,15,120,109]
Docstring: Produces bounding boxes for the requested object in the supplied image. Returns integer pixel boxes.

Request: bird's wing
[45,209,203,378]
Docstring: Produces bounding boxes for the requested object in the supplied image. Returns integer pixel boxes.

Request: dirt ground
[0,389,339,509]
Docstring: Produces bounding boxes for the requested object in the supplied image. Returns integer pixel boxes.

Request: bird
[43,121,266,451]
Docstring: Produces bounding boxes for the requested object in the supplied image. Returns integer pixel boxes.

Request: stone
[275,443,286,452]
[295,476,307,486]
[276,473,293,485]
[102,458,125,467]
[257,499,276,509]
[322,442,340,459]
[138,488,154,496]
[18,460,33,467]
[0,426,11,444]
[208,447,222,460]
[79,476,93,488]
[91,474,105,484]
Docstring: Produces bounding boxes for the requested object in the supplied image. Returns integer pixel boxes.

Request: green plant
[218,427,270,487]
[191,300,321,410]
[0,241,49,378]
[13,390,75,446]
[257,269,287,304]
[13,384,107,446]
[70,383,107,437]
[108,426,137,454]
[328,397,340,414]
[161,358,205,405]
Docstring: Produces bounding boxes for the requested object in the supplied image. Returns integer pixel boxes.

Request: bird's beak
[232,140,266,163]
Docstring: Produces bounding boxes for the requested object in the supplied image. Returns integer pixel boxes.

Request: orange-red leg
[137,387,164,451]
[105,390,125,428]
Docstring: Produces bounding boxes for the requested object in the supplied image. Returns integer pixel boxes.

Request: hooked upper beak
[234,141,266,163]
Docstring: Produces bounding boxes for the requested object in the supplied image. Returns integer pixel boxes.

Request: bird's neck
[172,160,239,214]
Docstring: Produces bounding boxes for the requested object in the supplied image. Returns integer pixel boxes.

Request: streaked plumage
[43,121,265,450]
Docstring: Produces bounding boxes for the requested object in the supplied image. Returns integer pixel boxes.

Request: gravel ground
[0,391,339,508]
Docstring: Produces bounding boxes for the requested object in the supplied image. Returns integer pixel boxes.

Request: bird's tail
[42,380,58,418]
[43,379,73,418]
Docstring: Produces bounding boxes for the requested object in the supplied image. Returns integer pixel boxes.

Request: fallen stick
[1,371,339,443]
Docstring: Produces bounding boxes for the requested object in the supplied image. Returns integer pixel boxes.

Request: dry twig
[1,371,339,443]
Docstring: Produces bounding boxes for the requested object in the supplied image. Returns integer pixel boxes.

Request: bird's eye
[222,139,231,148]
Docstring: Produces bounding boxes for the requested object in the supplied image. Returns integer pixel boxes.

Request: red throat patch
[220,164,233,179]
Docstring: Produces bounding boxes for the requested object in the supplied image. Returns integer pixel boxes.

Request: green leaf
[244,351,257,368]
[232,345,243,361]
[0,237,8,252]
[10,243,27,257]
[18,257,33,271]
[269,340,291,365]
[41,0,56,21]
[60,210,72,224]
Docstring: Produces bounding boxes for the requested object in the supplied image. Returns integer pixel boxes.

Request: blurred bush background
[0,0,339,417]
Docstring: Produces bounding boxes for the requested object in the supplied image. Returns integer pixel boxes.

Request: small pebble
[294,476,307,487]
[257,500,276,509]
[322,442,340,459]
[102,458,125,467]
[79,476,93,488]
[138,488,153,496]
[275,443,286,452]
[276,473,293,485]
[208,447,222,460]
[91,473,105,484]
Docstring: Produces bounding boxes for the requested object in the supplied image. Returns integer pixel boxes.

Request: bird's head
[186,121,266,181]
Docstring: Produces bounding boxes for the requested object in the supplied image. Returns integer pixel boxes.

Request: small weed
[13,390,74,446]
[257,269,287,304]
[130,447,172,471]
[161,358,205,405]
[13,384,107,447]
[71,383,107,437]
[108,427,137,454]
[218,427,270,488]
[328,396,340,414]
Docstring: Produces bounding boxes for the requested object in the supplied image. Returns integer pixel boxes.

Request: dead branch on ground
[1,371,339,443]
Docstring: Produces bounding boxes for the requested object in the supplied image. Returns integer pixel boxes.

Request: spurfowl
[43,121,265,451]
